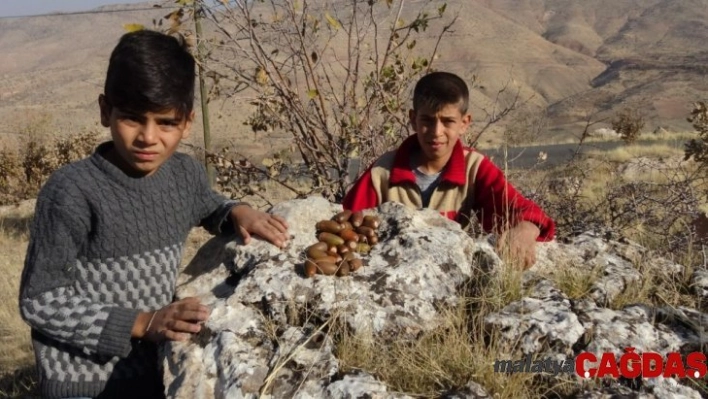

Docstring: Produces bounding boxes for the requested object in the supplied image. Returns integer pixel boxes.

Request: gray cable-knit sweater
[19,141,238,399]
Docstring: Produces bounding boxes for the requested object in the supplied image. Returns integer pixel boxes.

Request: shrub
[611,107,645,144]
[155,0,458,202]
[0,130,99,205]
[684,101,708,165]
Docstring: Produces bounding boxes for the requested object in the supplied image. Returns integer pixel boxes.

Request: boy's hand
[133,297,210,342]
[230,204,289,248]
[496,221,540,270]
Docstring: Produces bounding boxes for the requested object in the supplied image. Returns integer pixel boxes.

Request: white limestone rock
[164,197,499,398]
[483,278,585,355]
[164,197,707,398]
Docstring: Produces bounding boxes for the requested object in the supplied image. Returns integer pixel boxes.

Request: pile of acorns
[303,210,381,278]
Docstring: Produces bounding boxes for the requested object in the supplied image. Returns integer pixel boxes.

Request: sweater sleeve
[471,157,556,241]
[342,167,380,211]
[19,181,139,358]
[190,158,240,235]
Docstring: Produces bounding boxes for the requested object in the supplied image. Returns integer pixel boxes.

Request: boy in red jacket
[342,71,555,268]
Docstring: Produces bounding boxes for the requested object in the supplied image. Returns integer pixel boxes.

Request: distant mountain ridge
[1,0,706,150]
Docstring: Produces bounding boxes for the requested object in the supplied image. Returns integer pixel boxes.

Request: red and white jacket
[342,135,555,241]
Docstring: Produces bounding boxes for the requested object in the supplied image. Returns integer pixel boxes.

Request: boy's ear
[462,112,472,127]
[408,109,417,128]
[98,95,111,127]
[181,110,195,140]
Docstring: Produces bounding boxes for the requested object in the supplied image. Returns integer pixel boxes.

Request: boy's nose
[431,119,445,135]
[137,123,160,145]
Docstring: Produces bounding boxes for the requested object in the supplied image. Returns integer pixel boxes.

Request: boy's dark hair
[104,30,195,119]
[413,71,469,114]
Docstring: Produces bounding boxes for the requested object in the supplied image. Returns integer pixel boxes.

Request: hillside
[1,0,706,152]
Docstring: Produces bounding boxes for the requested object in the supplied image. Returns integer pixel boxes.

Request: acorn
[336,260,351,276]
[348,256,363,272]
[339,228,359,243]
[333,210,353,223]
[308,241,328,252]
[363,215,381,229]
[355,243,371,254]
[316,220,344,234]
[318,232,345,246]
[307,254,338,264]
[350,211,365,227]
[306,242,330,259]
[356,226,376,238]
[304,260,318,277]
[337,252,357,276]
[315,260,339,275]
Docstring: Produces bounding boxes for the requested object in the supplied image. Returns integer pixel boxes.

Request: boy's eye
[156,117,183,127]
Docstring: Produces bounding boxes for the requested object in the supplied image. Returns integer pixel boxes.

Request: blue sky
[0,0,152,18]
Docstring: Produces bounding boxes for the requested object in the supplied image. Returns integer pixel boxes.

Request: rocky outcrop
[161,197,706,398]
[691,269,708,302]
[617,157,685,181]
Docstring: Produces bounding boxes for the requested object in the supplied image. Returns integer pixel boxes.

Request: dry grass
[549,262,603,301]
[331,259,597,398]
[584,142,686,163]
[0,366,38,399]
[334,268,549,398]
[475,129,696,150]
[0,201,37,398]
[608,234,700,311]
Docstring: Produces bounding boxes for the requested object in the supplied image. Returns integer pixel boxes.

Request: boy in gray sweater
[18,30,289,399]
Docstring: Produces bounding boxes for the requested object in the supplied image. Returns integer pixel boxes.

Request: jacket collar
[389,134,467,186]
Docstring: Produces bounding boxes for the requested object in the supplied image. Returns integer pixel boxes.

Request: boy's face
[99,95,193,176]
[409,102,471,163]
